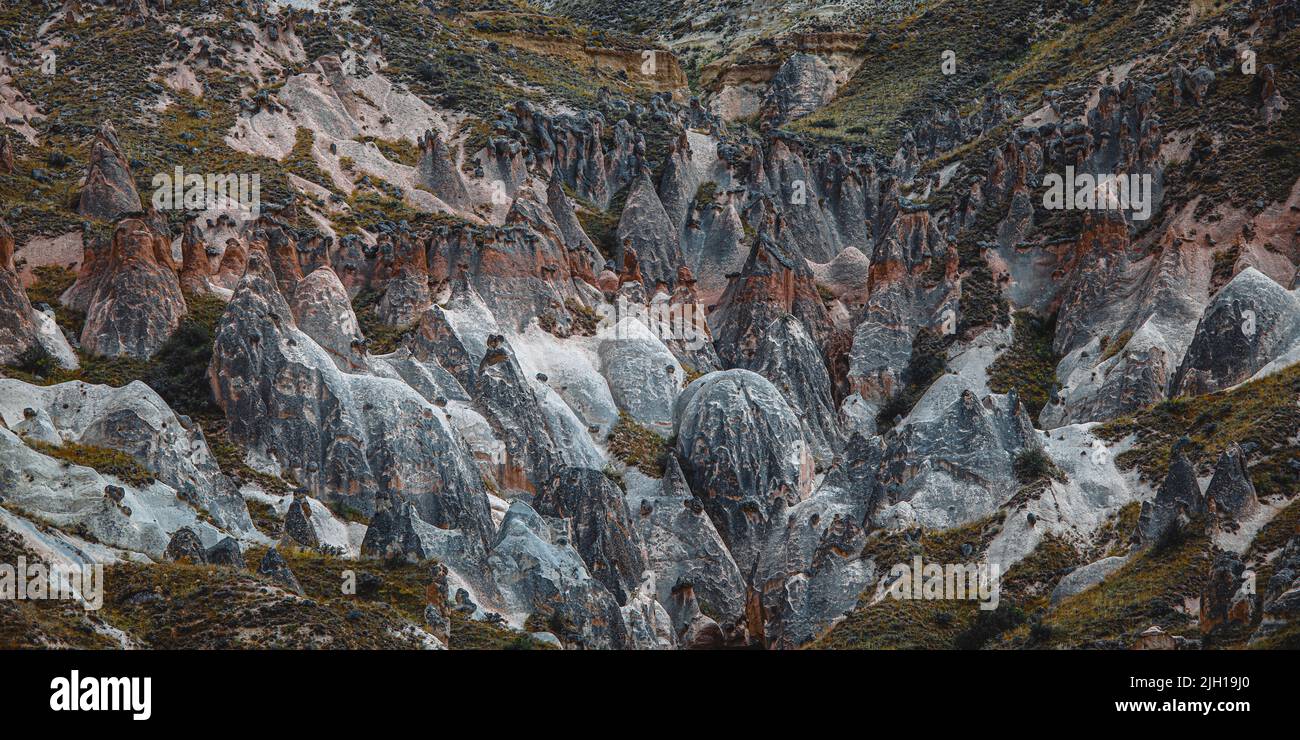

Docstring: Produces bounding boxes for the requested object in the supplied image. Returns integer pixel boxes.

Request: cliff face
[1,0,1298,651]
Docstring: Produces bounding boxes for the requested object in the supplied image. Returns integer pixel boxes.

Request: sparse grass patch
[607,412,667,477]
[1006,528,1212,648]
[1098,365,1300,498]
[988,311,1058,418]
[1098,330,1132,363]
[1013,447,1066,485]
[876,327,952,428]
[351,289,414,354]
[24,439,154,487]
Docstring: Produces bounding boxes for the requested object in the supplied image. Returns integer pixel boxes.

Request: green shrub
[607,413,667,477]
[988,311,1059,418]
[1013,447,1064,484]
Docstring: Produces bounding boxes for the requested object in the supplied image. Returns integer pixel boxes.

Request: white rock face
[1051,555,1129,604]
[0,426,230,560]
[985,423,1146,570]
[598,316,684,436]
[30,307,79,370]
[622,467,747,635]
[510,324,620,436]
[0,379,254,537]
[876,374,1038,531]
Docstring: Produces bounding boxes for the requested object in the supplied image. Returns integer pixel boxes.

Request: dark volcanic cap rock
[1205,443,1259,522]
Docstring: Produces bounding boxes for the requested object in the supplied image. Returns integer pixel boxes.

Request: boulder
[1136,440,1206,545]
[205,536,246,568]
[1051,556,1128,605]
[164,527,208,563]
[1205,443,1259,525]
[257,548,303,595]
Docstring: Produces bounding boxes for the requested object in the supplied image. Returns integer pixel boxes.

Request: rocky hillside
[0,0,1298,650]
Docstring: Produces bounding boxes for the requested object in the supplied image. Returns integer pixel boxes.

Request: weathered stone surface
[674,369,814,574]
[1173,268,1300,396]
[1200,551,1254,635]
[1051,556,1128,605]
[1205,443,1259,525]
[0,378,253,536]
[546,170,602,283]
[626,459,748,641]
[258,548,303,595]
[468,334,561,494]
[209,250,494,546]
[1136,440,1206,546]
[535,465,647,606]
[77,121,141,221]
[744,313,840,467]
[760,53,839,126]
[1132,625,1179,650]
[488,500,631,649]
[616,170,683,289]
[620,571,677,649]
[1253,536,1300,642]
[164,527,208,563]
[756,433,882,648]
[597,316,683,435]
[372,232,431,326]
[282,492,321,550]
[712,225,832,370]
[416,129,470,209]
[290,266,367,372]
[178,216,216,295]
[873,376,1039,530]
[0,219,39,365]
[79,218,187,359]
[206,536,246,568]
